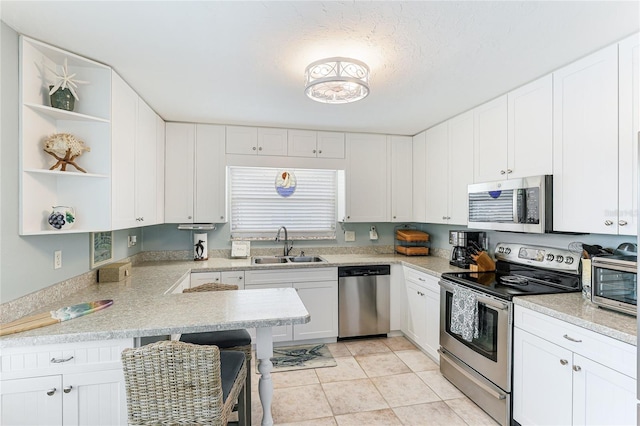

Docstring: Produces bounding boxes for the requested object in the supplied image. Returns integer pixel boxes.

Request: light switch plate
[344,231,356,242]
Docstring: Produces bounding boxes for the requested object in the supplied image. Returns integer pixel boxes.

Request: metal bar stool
[180,282,253,424]
[121,340,247,425]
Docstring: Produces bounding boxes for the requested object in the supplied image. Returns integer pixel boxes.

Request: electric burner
[500,275,529,286]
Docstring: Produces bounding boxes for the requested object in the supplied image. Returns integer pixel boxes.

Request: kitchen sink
[251,255,327,265]
[252,256,289,264]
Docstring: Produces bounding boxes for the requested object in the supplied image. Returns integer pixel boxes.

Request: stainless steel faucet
[275,226,293,256]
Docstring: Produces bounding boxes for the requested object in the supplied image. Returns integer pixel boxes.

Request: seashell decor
[43,133,91,173]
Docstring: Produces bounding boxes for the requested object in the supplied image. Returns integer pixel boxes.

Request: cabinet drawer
[403,267,440,293]
[245,267,337,285]
[514,306,635,379]
[1,339,133,376]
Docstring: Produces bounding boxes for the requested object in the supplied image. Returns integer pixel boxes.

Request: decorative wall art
[275,170,297,197]
[91,231,113,268]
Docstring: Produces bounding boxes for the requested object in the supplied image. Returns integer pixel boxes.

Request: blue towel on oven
[450,286,479,342]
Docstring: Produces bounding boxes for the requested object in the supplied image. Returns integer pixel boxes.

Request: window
[229,167,337,240]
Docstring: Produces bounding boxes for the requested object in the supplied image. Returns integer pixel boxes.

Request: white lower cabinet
[0,339,132,426]
[513,306,636,426]
[402,267,440,361]
[244,268,338,343]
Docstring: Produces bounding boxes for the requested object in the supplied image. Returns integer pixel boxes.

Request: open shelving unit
[19,36,112,235]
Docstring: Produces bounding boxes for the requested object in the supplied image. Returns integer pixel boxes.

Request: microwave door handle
[515,189,526,224]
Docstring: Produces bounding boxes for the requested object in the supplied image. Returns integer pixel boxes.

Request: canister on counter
[581,258,591,300]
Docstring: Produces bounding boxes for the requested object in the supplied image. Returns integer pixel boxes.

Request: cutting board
[0,300,113,337]
[396,229,429,242]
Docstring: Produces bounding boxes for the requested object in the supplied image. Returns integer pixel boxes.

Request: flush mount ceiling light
[304,57,370,104]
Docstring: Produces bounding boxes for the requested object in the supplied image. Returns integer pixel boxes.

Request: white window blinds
[229,167,337,240]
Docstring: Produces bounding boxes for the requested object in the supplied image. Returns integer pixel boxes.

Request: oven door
[439,279,512,392]
[591,262,637,316]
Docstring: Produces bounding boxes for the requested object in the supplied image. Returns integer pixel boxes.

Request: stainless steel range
[439,243,582,426]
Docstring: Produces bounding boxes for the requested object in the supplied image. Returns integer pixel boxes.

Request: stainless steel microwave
[591,255,637,316]
[467,175,552,233]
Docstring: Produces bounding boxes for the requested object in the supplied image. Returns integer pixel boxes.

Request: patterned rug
[264,343,337,373]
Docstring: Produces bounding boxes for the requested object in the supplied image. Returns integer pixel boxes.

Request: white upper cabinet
[390,135,413,222]
[473,95,508,183]
[19,37,112,235]
[155,115,166,225]
[165,123,226,223]
[344,133,389,222]
[225,126,287,156]
[424,122,449,224]
[507,74,553,179]
[412,131,427,222]
[618,33,640,236]
[553,45,619,234]
[288,130,345,158]
[134,98,158,226]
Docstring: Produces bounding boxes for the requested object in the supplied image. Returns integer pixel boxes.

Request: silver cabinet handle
[604,220,614,226]
[63,386,73,394]
[500,170,506,175]
[573,365,581,372]
[51,356,74,363]
[507,169,513,174]
[258,146,263,151]
[619,220,628,226]
[312,149,317,154]
[442,216,447,220]
[188,216,192,220]
[252,146,257,151]
[560,359,569,365]
[563,334,582,343]
[47,388,56,396]
[318,150,322,154]
[220,216,224,220]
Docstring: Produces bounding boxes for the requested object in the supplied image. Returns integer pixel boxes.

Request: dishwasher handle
[338,265,391,278]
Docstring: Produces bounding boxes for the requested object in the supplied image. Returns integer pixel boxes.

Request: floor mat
[262,343,337,373]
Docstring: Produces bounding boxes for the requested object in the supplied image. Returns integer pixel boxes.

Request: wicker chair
[180,282,253,424]
[121,340,247,425]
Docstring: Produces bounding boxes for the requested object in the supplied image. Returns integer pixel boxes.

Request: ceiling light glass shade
[304,57,370,104]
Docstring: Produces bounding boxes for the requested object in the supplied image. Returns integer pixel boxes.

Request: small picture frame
[91,231,113,268]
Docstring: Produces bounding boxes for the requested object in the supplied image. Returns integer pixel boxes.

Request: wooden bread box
[98,262,132,283]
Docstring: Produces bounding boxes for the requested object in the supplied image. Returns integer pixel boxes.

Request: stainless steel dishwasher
[338,265,391,339]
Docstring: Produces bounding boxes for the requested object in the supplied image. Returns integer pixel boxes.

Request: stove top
[442,243,582,300]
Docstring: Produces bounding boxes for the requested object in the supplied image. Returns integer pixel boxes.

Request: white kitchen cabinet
[412,131,427,222]
[155,115,166,224]
[553,45,619,234]
[513,306,636,426]
[423,111,473,225]
[618,33,640,236]
[473,95,508,183]
[19,37,112,235]
[344,133,390,222]
[244,268,338,343]
[221,271,245,289]
[164,123,226,223]
[506,74,553,179]
[0,339,132,426]
[190,271,221,288]
[390,135,413,222]
[402,267,440,361]
[134,98,158,226]
[225,126,287,156]
[288,130,345,159]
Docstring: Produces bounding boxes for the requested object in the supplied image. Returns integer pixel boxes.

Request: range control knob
[556,255,564,263]
[546,254,555,262]
[565,257,574,265]
[505,248,511,255]
[498,247,505,254]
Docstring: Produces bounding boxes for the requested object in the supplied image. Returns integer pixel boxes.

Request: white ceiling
[2,1,639,136]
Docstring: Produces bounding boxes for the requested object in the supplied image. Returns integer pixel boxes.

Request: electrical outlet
[344,231,356,242]
[54,250,62,269]
[127,235,137,248]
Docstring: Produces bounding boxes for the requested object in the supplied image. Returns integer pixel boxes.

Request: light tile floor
[247,336,499,425]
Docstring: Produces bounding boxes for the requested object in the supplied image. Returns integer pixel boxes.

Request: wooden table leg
[256,326,274,426]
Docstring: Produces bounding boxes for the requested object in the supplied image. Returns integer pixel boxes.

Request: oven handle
[438,348,507,400]
[440,280,510,312]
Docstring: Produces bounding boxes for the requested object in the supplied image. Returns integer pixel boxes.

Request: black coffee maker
[449,230,487,268]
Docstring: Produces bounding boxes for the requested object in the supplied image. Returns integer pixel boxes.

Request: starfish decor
[47,58,89,101]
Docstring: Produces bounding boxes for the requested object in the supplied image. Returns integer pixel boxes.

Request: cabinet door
[155,115,166,224]
[473,95,508,183]
[317,131,345,159]
[293,281,338,340]
[513,328,573,426]
[191,271,221,288]
[507,75,553,179]
[221,271,245,289]
[447,111,474,225]
[390,135,413,222]
[412,131,427,222]
[111,73,137,230]
[135,98,158,226]
[226,126,257,155]
[194,124,226,223]
[405,281,427,348]
[424,122,449,224]
[572,354,637,426]
[288,129,317,158]
[618,33,640,236]
[1,375,63,425]
[420,274,441,361]
[345,133,389,222]
[553,45,619,234]
[257,127,288,156]
[164,123,195,223]
[62,369,127,426]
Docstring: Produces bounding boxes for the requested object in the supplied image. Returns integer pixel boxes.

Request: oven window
[593,268,637,305]
[445,291,499,362]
